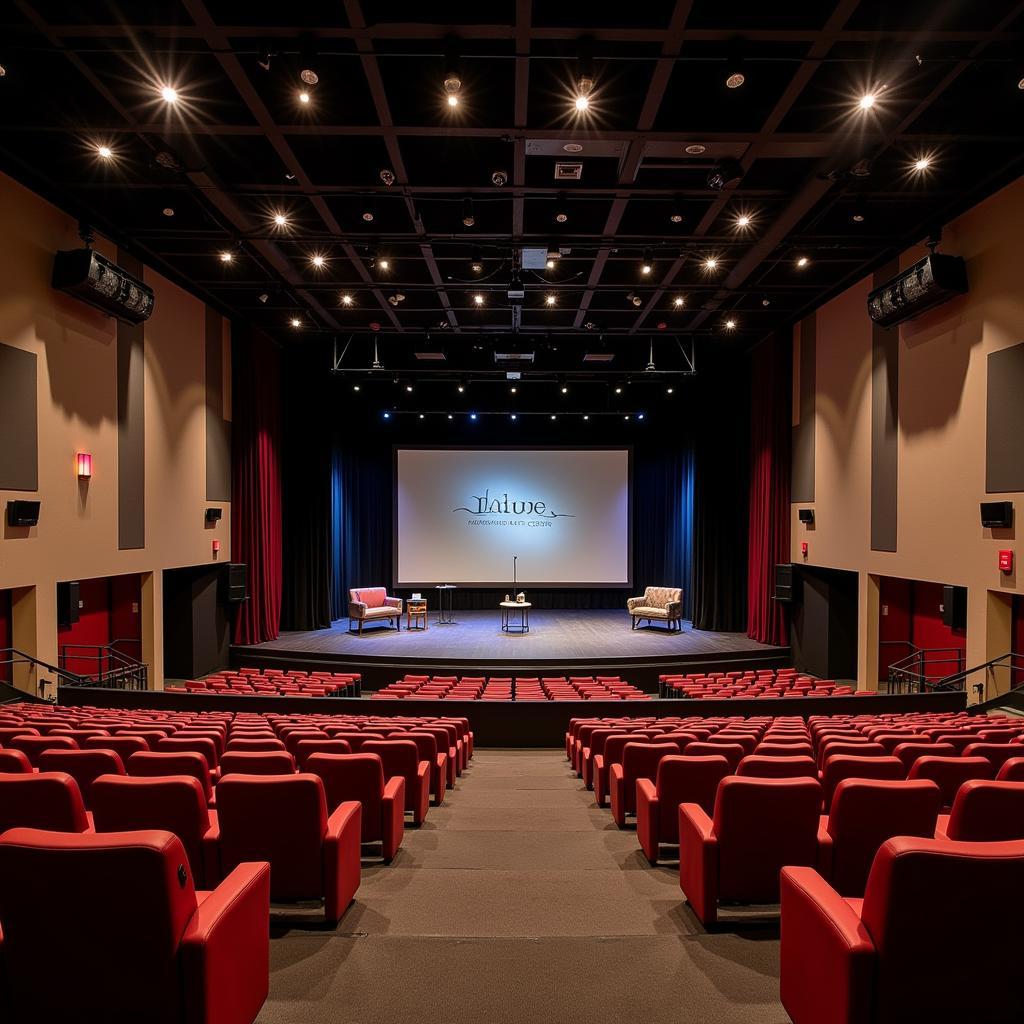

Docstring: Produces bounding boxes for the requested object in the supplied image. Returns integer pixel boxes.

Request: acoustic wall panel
[0,343,39,491]
[205,307,231,502]
[871,260,900,552]
[986,342,1024,493]
[117,248,145,549]
[791,315,816,503]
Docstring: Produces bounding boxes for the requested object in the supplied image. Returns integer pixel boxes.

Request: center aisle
[258,750,787,1024]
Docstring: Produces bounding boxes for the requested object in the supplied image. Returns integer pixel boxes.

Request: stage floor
[245,609,775,663]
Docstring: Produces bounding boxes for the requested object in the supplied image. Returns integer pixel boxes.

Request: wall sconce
[76,452,93,478]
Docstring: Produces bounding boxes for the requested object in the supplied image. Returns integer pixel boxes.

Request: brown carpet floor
[256,750,789,1024]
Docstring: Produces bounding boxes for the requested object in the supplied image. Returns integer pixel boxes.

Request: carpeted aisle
[257,750,788,1024]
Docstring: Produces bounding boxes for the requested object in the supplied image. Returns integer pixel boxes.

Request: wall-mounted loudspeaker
[798,508,815,524]
[227,563,248,603]
[980,501,1013,529]
[205,507,223,523]
[941,584,968,630]
[57,580,80,629]
[6,500,40,527]
[773,563,795,603]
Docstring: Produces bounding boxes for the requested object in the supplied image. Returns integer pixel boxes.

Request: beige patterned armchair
[627,586,684,632]
[348,587,403,634]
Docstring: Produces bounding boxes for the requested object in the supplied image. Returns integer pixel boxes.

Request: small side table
[434,585,457,625]
[500,601,531,634]
[406,599,428,631]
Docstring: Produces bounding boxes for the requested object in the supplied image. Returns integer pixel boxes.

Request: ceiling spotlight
[852,212,865,223]
[707,157,744,191]
[685,143,707,155]
[340,293,353,306]
[859,92,877,110]
[470,413,477,421]
[298,91,310,104]
[510,386,517,393]
[546,259,555,270]
[258,293,269,304]
[162,207,174,217]
[724,318,737,330]
[550,414,557,421]
[555,210,568,224]
[378,257,390,271]
[462,198,475,228]
[96,144,113,160]
[673,296,685,307]
[583,414,590,421]
[362,211,374,222]
[443,41,462,109]
[300,67,319,86]
[290,317,302,328]
[380,168,395,186]
[574,92,590,112]
[726,71,745,89]
[406,385,413,392]
[491,169,508,187]
[511,414,518,421]
[448,414,453,420]
[446,91,459,108]
[310,254,326,268]
[670,210,684,224]
[457,385,465,393]
[219,251,233,263]
[735,213,751,229]
[419,414,425,420]
[796,256,809,268]
[641,251,653,275]
[383,412,390,419]
[628,292,642,307]
[388,293,406,306]
[666,387,674,395]
[545,294,556,306]
[273,212,288,228]
[0,64,6,77]
[160,85,178,104]
[761,296,770,307]
[473,293,484,305]
[614,386,622,394]
[353,384,360,391]
[561,386,569,394]
[913,155,932,172]
[470,249,483,274]
[703,256,719,271]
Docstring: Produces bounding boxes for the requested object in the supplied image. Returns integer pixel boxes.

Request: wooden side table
[406,599,428,631]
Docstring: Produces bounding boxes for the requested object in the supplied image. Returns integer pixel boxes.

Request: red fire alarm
[999,549,1013,573]
[801,541,808,558]
[212,539,221,556]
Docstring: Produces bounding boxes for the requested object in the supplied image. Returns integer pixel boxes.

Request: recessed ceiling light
[443,69,461,107]
[219,251,233,263]
[545,294,556,306]
[353,384,360,391]
[852,212,865,223]
[735,214,751,229]
[859,92,876,110]
[913,155,932,172]
[448,414,453,420]
[1018,77,1024,90]
[726,72,745,89]
[615,386,622,394]
[310,254,326,268]
[471,261,483,274]
[561,386,569,394]
[574,94,589,112]
[511,414,517,421]
[162,207,174,217]
[160,85,178,104]
[378,258,390,270]
[300,68,319,86]
[685,144,706,155]
[473,293,484,305]
[419,414,425,419]
[362,211,374,222]
[703,256,719,271]
[563,143,583,153]
[298,91,310,104]
[510,386,517,393]
[457,385,465,393]
[545,259,555,269]
[273,213,288,228]
[583,414,589,421]
[796,256,809,268]
[724,318,737,330]
[670,212,684,224]
[96,144,113,160]
[383,411,390,419]
[0,65,6,77]
[258,293,269,304]
[340,293,353,306]
[406,385,413,393]
[673,296,685,307]
[555,211,568,223]
[290,317,302,328]
[550,414,557,420]
[470,413,477,420]
[666,387,674,395]
[641,250,653,275]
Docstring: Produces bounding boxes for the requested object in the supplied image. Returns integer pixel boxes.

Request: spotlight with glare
[298,91,310,104]
[796,256,809,268]
[457,385,465,393]
[96,144,113,160]
[703,256,719,271]
[724,319,737,330]
[673,296,685,307]
[219,251,234,263]
[511,414,517,421]
[378,257,390,271]
[614,386,622,394]
[405,385,413,393]
[353,384,360,391]
[340,293,354,306]
[443,43,462,109]
[273,212,288,228]
[561,386,569,394]
[913,155,932,172]
[545,259,555,270]
[160,85,178,104]
[735,213,751,229]
[310,254,326,269]
[473,293,484,306]
[641,251,653,275]
[290,317,302,328]
[545,294,556,306]
[859,93,876,110]
[470,249,483,274]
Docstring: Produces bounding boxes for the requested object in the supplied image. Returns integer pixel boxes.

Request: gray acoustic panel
[986,342,1024,493]
[791,314,816,503]
[871,260,900,552]
[205,307,231,502]
[117,248,146,550]
[0,343,39,491]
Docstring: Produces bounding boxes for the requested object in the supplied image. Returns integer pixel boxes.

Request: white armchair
[627,586,683,632]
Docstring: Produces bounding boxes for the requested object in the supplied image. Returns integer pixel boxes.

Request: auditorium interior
[1,3,1024,1022]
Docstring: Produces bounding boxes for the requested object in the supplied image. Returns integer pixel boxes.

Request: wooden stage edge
[59,687,969,748]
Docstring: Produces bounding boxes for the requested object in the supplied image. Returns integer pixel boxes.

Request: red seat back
[737,755,817,779]
[0,828,198,1022]
[294,739,353,768]
[215,774,328,901]
[945,780,1024,842]
[155,736,219,769]
[37,748,125,807]
[821,755,905,809]
[307,752,387,841]
[861,837,1024,1021]
[713,777,822,902]
[127,751,213,801]
[220,750,297,776]
[7,734,78,767]
[684,741,745,770]
[619,742,678,813]
[0,749,32,773]
[891,741,956,774]
[826,779,942,897]
[996,757,1024,782]
[656,755,731,835]
[83,734,150,758]
[963,742,1024,771]
[362,740,422,811]
[0,772,90,833]
[225,737,287,752]
[907,756,994,809]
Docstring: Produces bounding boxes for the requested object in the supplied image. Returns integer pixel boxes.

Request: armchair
[627,586,683,632]
[348,587,403,635]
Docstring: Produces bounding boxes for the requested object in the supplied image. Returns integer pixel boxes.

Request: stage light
[447,92,459,107]
[473,293,484,306]
[406,385,413,393]
[561,386,568,394]
[298,91,310,104]
[383,412,390,419]
[378,257,390,271]
[641,251,653,275]
[219,251,233,263]
[624,414,630,420]
[726,71,745,89]
[419,414,425,419]
[913,155,932,172]
[457,384,465,393]
[666,387,674,395]
[96,144,113,160]
[162,208,175,217]
[555,210,568,224]
[735,213,751,230]
[511,414,517,421]
[550,415,556,420]
[443,51,462,108]
[448,414,453,420]
[160,85,178,104]
[310,254,326,269]
[546,258,555,270]
[470,413,477,420]
[510,386,517,393]
[614,386,622,394]
[583,414,589,421]
[724,318,737,330]
[859,92,876,110]
[272,212,289,228]
[796,256,809,268]
[703,256,719,271]
[340,293,353,306]
[353,385,360,391]
[290,317,302,328]
[638,413,645,420]
[673,296,684,307]
[545,294,556,306]
[362,211,374,222]
[470,249,483,273]
[462,198,475,228]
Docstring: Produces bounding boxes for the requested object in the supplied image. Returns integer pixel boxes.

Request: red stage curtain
[231,327,282,644]
[747,334,791,646]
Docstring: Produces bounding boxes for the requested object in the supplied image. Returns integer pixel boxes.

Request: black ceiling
[1,0,1022,378]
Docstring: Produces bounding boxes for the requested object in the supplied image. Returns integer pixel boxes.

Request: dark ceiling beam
[344,0,457,332]
[511,0,531,241]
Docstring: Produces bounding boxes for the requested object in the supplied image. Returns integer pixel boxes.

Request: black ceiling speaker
[798,508,815,524]
[866,252,967,328]
[205,507,223,523]
[6,500,40,527]
[980,500,1013,529]
[52,248,155,325]
[707,157,744,191]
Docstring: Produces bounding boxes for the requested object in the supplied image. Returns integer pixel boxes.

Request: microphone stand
[513,555,517,598]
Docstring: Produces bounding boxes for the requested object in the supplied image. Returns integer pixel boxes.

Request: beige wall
[792,176,1024,698]
[0,171,230,690]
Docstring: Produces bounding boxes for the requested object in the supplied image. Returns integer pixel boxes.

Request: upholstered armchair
[627,586,683,632]
[348,587,403,634]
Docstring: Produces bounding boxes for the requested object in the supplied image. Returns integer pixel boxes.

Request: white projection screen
[394,448,632,588]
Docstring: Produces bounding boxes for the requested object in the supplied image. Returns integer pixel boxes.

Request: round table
[500,601,531,634]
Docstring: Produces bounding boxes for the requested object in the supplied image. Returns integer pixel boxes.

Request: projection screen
[394,447,631,588]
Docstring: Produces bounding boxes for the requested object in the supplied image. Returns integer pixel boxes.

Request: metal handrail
[58,641,148,691]
[887,646,966,695]
[932,651,1024,703]
[0,647,86,701]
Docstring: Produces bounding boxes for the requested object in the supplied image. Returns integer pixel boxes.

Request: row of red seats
[374,674,650,700]
[167,667,361,698]
[660,667,856,699]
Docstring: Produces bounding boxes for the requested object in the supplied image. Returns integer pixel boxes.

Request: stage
[231,608,790,691]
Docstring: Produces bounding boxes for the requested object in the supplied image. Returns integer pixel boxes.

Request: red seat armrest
[678,803,718,925]
[609,762,627,826]
[815,816,833,878]
[323,801,362,923]
[636,778,660,863]
[181,862,271,1024]
[779,866,875,1024]
[382,776,406,861]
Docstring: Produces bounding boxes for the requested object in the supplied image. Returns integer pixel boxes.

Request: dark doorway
[162,565,230,680]
[790,565,859,681]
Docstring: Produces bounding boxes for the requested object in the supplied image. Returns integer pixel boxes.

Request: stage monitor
[394,447,631,588]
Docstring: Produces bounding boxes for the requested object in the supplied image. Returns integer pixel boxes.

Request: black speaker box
[205,507,223,523]
[980,501,1013,529]
[941,584,968,630]
[798,508,815,524]
[57,580,80,628]
[774,563,794,602]
[227,563,248,603]
[6,500,40,527]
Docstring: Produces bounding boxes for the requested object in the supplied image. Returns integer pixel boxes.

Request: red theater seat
[683,740,746,771]
[404,731,448,806]
[91,774,220,887]
[736,754,817,779]
[0,749,32,773]
[938,780,1024,842]
[816,779,941,897]
[609,741,679,826]
[213,773,361,923]
[220,750,297,776]
[679,776,822,925]
[907,755,994,810]
[362,739,431,825]
[780,837,1024,1024]
[83,734,150,759]
[127,751,214,803]
[963,742,1023,772]
[636,755,731,864]
[821,755,906,811]
[0,828,269,1024]
[0,771,92,834]
[6,733,78,767]
[996,757,1024,781]
[36,748,126,808]
[307,752,405,861]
